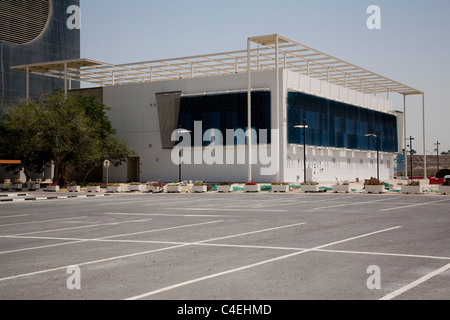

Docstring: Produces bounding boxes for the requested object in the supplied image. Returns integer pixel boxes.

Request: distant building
[0,0,80,182]
[10,34,426,183]
[0,0,80,109]
[400,155,450,178]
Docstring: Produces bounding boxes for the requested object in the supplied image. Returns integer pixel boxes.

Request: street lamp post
[366,130,381,181]
[434,141,441,175]
[104,159,110,194]
[176,129,191,183]
[295,119,309,183]
[407,136,415,179]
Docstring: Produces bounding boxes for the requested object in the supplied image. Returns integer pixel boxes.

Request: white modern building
[11,34,426,183]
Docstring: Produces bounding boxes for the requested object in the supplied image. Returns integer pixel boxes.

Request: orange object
[0,160,21,164]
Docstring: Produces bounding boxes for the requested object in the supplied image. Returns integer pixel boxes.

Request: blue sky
[80,0,450,154]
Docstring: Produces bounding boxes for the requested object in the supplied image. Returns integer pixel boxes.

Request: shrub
[152,181,165,188]
[217,182,231,186]
[245,181,258,186]
[301,181,319,186]
[168,183,181,187]
[271,181,288,186]
[108,183,121,187]
[407,180,421,186]
[193,181,204,186]
[364,178,384,186]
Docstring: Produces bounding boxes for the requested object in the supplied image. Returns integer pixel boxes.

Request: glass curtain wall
[287,91,398,153]
[178,91,271,146]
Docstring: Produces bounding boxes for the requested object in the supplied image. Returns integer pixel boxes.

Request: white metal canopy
[11,34,422,96]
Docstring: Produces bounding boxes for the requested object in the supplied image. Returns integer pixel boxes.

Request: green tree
[0,99,52,179]
[0,90,135,186]
[76,95,135,185]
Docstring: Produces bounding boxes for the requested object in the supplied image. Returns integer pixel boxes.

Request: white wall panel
[330,84,339,100]
[348,89,356,105]
[339,87,348,102]
[310,78,321,95]
[299,74,310,92]
[320,81,330,98]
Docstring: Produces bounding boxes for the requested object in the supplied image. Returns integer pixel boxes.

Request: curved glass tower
[0,0,80,109]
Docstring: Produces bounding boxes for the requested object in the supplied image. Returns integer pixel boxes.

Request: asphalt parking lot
[0,192,449,301]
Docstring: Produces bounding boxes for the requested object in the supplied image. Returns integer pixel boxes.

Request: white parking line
[312,198,392,210]
[5,218,153,237]
[380,262,450,300]
[380,198,450,212]
[0,221,306,283]
[125,226,402,300]
[97,220,224,240]
[105,213,232,218]
[0,244,190,283]
[0,239,88,255]
[0,216,88,228]
[163,208,287,212]
[5,229,449,263]
[251,195,360,209]
[0,220,224,255]
[0,214,29,219]
[195,222,306,244]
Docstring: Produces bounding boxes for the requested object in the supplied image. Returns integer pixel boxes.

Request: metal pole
[422,94,427,179]
[377,130,380,181]
[247,38,252,182]
[303,119,307,183]
[179,149,182,183]
[436,141,440,175]
[275,35,280,182]
[408,136,415,179]
[403,95,408,179]
[106,166,109,194]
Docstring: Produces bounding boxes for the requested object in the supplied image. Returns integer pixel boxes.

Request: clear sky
[80,0,450,155]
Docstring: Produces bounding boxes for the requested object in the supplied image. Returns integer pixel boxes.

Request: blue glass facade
[178,91,271,146]
[287,91,398,153]
[0,0,80,109]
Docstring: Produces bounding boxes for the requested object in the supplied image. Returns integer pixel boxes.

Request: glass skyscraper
[0,0,80,110]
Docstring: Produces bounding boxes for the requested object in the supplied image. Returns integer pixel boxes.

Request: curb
[0,193,28,198]
[0,193,111,203]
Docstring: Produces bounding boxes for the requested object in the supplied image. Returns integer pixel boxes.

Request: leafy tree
[0,90,135,186]
[0,99,52,179]
[76,95,135,185]
[441,150,450,155]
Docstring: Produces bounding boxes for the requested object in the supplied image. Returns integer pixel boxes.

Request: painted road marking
[380,262,450,300]
[105,213,233,218]
[5,218,154,237]
[0,222,307,282]
[0,214,29,219]
[125,226,402,300]
[312,198,392,210]
[0,216,88,228]
[380,198,450,212]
